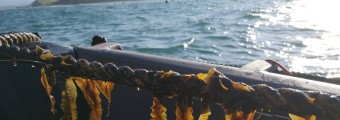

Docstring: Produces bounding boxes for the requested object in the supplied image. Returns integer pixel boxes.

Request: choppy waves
[1,0,340,77]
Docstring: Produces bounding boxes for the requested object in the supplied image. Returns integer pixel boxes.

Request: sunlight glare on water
[289,0,340,32]
[251,0,340,77]
[288,0,340,77]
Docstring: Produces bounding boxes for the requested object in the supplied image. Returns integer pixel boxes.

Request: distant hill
[31,0,129,6]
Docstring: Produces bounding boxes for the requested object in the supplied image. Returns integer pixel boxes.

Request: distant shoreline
[31,0,139,6]
[0,5,31,10]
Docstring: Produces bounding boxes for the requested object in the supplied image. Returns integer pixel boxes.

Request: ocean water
[1,0,340,77]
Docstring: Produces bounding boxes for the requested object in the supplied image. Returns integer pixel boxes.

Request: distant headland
[31,0,131,6]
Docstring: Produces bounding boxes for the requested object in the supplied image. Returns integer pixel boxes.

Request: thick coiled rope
[0,32,41,45]
[0,32,41,60]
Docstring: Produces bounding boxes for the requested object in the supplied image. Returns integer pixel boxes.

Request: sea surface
[1,0,340,77]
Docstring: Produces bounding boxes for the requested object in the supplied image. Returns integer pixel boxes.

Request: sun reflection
[255,0,340,77]
[286,0,340,77]
[249,0,340,77]
[288,0,340,33]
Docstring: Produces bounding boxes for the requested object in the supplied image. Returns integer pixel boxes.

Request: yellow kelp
[150,97,167,120]
[176,97,194,120]
[198,100,211,120]
[75,78,102,120]
[197,68,216,120]
[224,110,256,120]
[289,114,316,120]
[288,97,316,120]
[95,80,115,117]
[40,68,56,114]
[60,78,78,120]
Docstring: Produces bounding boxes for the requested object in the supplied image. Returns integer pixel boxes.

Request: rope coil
[0,32,41,45]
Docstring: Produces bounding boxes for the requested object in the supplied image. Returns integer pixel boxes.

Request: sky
[0,0,34,7]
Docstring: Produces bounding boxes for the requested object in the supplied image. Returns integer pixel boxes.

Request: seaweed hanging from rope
[40,67,56,114]
[150,97,167,120]
[60,77,78,120]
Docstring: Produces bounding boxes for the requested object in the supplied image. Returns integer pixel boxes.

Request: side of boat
[1,41,339,120]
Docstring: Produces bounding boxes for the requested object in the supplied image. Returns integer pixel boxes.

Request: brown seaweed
[74,78,102,120]
[150,97,167,120]
[60,78,77,120]
[40,68,56,114]
[95,80,114,117]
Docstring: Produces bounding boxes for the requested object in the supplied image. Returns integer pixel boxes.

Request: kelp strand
[74,77,102,120]
[60,78,77,120]
[150,97,167,120]
[95,80,114,117]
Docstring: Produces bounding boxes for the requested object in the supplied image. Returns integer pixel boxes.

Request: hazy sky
[0,0,34,7]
